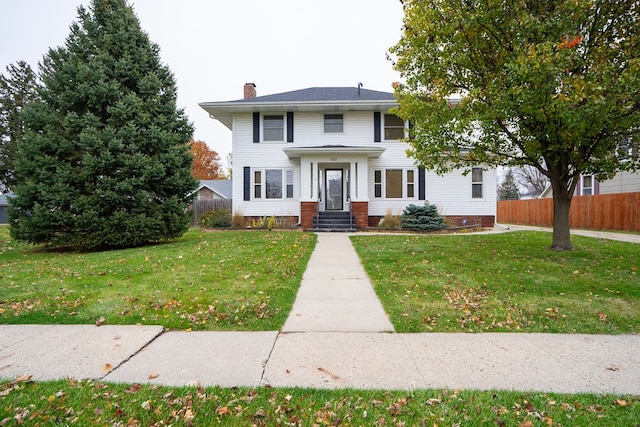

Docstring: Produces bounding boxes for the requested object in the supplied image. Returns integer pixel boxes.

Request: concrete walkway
[1,229,640,394]
[282,233,394,333]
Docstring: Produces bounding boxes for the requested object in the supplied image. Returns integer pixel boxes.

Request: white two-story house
[199,84,496,230]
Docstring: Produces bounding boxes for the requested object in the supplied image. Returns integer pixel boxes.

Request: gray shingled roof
[229,87,395,103]
[0,193,12,206]
[200,86,398,130]
[197,180,232,199]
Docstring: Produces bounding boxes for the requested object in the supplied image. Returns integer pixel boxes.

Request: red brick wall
[351,201,369,229]
[445,215,495,228]
[300,202,318,230]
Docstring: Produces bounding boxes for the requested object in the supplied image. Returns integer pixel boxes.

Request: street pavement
[1,229,639,394]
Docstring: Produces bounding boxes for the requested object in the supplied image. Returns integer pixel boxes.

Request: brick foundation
[350,201,369,229]
[300,202,318,230]
[445,215,495,228]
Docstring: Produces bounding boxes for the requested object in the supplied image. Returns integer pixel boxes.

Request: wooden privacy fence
[497,192,640,232]
[191,199,232,224]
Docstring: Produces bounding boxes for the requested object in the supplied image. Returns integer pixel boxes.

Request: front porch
[284,145,384,231]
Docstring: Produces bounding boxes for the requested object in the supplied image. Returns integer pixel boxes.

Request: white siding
[232,110,497,219]
[424,169,497,216]
[232,113,300,217]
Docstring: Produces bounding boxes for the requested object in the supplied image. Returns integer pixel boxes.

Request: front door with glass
[325,169,343,210]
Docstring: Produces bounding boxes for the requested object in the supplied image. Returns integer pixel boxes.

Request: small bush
[197,209,232,228]
[401,203,446,231]
[379,208,402,230]
[232,212,245,228]
[250,216,294,229]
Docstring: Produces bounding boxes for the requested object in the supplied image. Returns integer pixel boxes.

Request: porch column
[350,161,357,201]
[300,159,312,200]
[355,158,369,201]
[300,158,318,230]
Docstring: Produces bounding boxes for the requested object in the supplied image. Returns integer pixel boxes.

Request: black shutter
[418,167,426,200]
[374,112,381,142]
[243,167,251,201]
[253,113,260,143]
[286,112,294,142]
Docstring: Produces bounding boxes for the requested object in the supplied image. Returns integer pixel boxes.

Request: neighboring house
[540,171,640,198]
[195,180,232,200]
[0,193,11,224]
[199,83,496,229]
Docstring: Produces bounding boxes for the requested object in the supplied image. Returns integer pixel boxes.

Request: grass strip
[0,228,316,331]
[1,379,637,426]
[352,231,640,333]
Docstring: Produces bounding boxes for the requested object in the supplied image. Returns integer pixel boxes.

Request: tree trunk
[550,179,574,251]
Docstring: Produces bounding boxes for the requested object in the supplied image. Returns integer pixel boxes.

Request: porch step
[312,211,355,232]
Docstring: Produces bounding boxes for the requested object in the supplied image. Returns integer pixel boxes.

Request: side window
[407,169,415,198]
[286,170,294,198]
[263,115,284,141]
[324,114,344,133]
[374,170,382,198]
[581,175,593,195]
[472,167,483,198]
[384,114,405,140]
[254,171,262,199]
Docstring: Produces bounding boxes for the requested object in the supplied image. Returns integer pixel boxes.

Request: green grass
[0,227,316,331]
[352,232,640,334]
[1,379,637,426]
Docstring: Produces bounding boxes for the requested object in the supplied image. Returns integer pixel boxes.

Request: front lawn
[0,227,316,331]
[1,379,637,426]
[351,232,640,334]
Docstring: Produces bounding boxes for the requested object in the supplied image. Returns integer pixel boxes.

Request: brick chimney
[244,83,256,99]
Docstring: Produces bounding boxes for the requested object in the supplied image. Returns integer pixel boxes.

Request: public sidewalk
[497,223,640,244]
[1,230,639,394]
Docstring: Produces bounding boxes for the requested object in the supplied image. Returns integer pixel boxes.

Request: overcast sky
[1,0,405,165]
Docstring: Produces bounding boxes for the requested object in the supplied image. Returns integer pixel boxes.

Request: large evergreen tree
[0,61,39,193]
[9,0,197,250]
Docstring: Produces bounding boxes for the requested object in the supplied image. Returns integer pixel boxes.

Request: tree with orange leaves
[189,140,226,179]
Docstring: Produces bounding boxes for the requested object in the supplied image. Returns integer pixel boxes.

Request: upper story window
[324,114,344,133]
[580,175,593,195]
[471,167,483,199]
[263,115,284,141]
[384,114,405,140]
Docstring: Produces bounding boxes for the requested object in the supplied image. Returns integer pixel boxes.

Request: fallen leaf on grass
[126,383,142,393]
[616,399,627,407]
[15,375,32,383]
[95,316,106,326]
